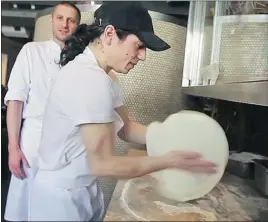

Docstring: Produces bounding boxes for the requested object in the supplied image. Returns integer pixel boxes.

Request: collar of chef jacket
[46,40,62,64]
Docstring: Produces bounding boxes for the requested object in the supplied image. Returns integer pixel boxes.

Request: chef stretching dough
[146,110,229,202]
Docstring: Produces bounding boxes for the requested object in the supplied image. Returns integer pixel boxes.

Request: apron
[29,173,104,221]
[4,119,41,221]
[26,101,123,222]
[5,119,105,222]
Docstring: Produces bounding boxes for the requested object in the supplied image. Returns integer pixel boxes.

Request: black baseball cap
[94,2,170,51]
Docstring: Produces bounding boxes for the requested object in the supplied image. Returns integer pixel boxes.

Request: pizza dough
[146,110,229,202]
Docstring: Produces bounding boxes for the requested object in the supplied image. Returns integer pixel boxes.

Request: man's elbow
[117,124,131,142]
[117,128,125,141]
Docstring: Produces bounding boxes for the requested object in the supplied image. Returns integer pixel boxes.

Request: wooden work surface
[103,149,268,221]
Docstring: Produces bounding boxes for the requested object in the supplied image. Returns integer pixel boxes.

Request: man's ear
[103,25,117,45]
[50,14,53,24]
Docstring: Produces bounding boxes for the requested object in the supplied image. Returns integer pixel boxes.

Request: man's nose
[61,19,68,28]
[138,48,146,61]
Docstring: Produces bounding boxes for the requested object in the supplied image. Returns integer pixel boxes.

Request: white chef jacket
[36,47,124,189]
[4,40,61,165]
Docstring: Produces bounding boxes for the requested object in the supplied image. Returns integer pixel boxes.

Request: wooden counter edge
[127,148,147,157]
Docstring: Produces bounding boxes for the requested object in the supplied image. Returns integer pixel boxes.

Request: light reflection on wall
[1,53,8,87]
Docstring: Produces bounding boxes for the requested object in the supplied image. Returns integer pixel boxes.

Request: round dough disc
[146,110,229,202]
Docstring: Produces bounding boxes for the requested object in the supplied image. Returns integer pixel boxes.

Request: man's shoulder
[22,40,55,51]
[61,63,113,91]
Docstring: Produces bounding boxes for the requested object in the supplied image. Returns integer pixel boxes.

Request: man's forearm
[6,101,23,151]
[91,154,170,179]
[119,121,147,144]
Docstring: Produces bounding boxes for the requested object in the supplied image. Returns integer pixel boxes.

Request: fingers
[17,166,26,179]
[176,156,218,174]
[21,152,31,168]
[9,164,25,179]
[170,150,218,174]
[188,166,217,174]
[192,159,217,167]
[8,150,29,179]
[178,151,202,159]
[179,156,217,167]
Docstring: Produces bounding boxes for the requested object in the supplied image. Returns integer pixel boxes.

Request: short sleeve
[64,71,115,126]
[4,44,31,106]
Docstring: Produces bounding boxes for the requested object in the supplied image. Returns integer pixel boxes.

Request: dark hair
[59,22,131,67]
[54,1,81,24]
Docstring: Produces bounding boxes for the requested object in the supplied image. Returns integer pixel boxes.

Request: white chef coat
[4,40,62,222]
[29,47,124,221]
[4,40,61,166]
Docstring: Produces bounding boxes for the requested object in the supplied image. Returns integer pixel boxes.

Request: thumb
[21,152,31,168]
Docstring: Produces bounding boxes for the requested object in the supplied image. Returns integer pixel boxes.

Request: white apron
[25,112,123,221]
[29,172,104,221]
[5,121,105,222]
[4,119,41,221]
[4,164,39,221]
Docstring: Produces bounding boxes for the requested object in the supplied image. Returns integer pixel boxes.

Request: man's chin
[122,67,134,74]
[113,68,130,74]
[55,35,70,42]
[121,70,130,74]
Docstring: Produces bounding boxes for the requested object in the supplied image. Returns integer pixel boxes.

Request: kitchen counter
[103,149,268,221]
[181,81,268,107]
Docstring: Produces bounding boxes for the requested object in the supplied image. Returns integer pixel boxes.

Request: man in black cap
[93,1,170,52]
[28,2,216,221]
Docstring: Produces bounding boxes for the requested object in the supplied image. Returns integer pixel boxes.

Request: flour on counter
[154,201,217,220]
[119,179,148,221]
[118,175,259,221]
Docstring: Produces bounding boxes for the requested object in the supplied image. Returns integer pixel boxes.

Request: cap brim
[137,32,170,51]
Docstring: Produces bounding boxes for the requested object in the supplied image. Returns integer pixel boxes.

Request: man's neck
[88,42,111,74]
[53,38,64,49]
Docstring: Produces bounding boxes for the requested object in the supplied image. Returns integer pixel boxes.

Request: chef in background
[4,2,81,221]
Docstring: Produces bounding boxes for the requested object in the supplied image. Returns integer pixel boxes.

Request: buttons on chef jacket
[48,77,52,81]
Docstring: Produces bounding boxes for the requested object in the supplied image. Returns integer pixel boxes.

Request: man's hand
[166,150,217,173]
[8,145,30,179]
